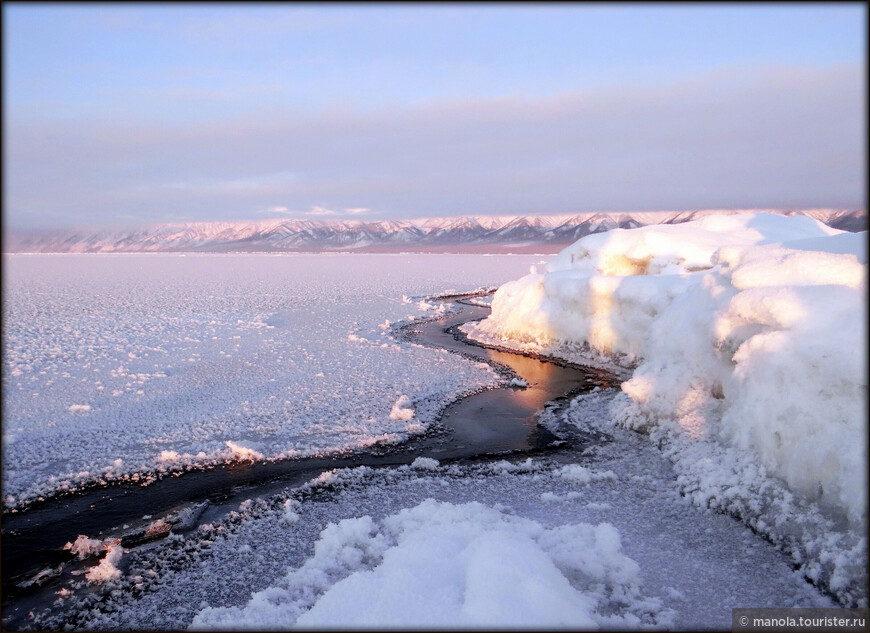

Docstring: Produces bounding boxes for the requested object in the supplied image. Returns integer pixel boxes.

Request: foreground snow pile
[468,214,867,528]
[191,499,662,630]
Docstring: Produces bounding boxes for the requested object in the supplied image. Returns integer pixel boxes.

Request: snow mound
[388,395,415,421]
[781,231,868,263]
[468,215,866,542]
[544,212,841,277]
[224,441,263,462]
[190,499,663,629]
[557,464,617,484]
[281,498,302,524]
[410,457,440,471]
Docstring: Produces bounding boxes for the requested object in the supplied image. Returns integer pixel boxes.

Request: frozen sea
[2,253,543,507]
[2,251,861,630]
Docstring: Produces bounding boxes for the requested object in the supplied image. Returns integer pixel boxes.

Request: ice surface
[5,239,863,630]
[2,253,540,507]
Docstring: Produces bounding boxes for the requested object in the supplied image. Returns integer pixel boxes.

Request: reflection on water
[484,348,559,410]
[408,303,593,455]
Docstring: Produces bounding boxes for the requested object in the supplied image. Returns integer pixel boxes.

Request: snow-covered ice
[2,253,541,507]
[4,226,865,629]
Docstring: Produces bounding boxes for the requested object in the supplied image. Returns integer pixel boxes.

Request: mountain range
[5,209,866,254]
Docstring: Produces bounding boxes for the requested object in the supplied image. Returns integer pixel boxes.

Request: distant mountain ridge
[5,209,866,254]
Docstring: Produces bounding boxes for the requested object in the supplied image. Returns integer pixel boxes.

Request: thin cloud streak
[4,64,864,229]
[304,207,338,217]
[260,205,368,218]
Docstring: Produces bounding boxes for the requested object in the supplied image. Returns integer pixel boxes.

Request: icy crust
[464,215,867,600]
[2,254,540,508]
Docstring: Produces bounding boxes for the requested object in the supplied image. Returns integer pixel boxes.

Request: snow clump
[388,395,415,421]
[64,535,106,559]
[85,542,124,584]
[410,457,440,471]
[224,441,263,462]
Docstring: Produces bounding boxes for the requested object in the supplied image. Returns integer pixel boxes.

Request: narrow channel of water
[398,302,605,457]
[1,298,610,625]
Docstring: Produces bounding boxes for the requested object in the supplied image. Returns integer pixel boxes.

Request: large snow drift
[468,214,867,526]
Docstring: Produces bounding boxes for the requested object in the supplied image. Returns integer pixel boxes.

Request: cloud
[260,205,368,218]
[304,206,338,216]
[4,63,864,229]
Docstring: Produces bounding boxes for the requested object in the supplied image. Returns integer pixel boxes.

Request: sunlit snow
[464,213,868,602]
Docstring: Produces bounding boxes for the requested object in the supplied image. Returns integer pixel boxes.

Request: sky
[3,3,866,230]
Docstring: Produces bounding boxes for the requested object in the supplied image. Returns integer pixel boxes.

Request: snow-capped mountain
[4,209,865,253]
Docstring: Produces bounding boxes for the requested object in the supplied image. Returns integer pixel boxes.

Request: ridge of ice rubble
[464,213,867,597]
[190,499,668,630]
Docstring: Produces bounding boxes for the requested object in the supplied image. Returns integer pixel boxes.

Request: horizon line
[5,207,865,235]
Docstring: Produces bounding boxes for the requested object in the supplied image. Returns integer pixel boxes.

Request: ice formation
[467,213,867,526]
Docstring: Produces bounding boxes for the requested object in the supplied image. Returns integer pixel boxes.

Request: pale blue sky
[3,3,866,229]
